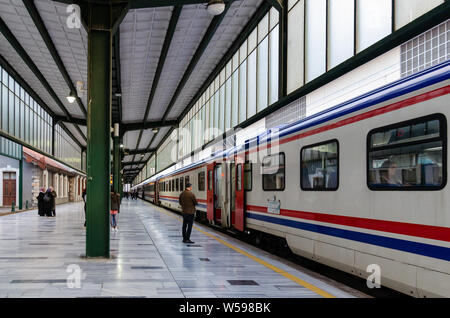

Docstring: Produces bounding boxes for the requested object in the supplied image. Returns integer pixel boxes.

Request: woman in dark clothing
[49,186,57,217]
[43,188,53,217]
[37,187,46,216]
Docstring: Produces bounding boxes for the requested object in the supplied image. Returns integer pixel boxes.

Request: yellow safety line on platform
[143,201,336,298]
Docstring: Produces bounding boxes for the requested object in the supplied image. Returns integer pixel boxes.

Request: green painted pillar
[113,132,120,194]
[86,27,111,258]
[84,2,128,258]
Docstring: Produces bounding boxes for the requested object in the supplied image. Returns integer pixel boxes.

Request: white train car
[136,61,450,297]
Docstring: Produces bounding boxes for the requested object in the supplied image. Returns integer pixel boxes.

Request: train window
[262,153,285,191]
[198,172,205,191]
[301,140,339,191]
[208,170,213,191]
[185,175,190,186]
[176,178,179,192]
[172,179,175,191]
[367,114,446,190]
[244,162,252,191]
[236,164,242,191]
[180,177,184,191]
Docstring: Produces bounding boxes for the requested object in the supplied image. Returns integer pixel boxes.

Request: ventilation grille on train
[265,96,306,130]
[401,19,449,78]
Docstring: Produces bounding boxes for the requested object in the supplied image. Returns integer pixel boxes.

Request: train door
[214,164,222,223]
[155,181,159,204]
[234,153,245,231]
[206,163,215,222]
[230,162,236,227]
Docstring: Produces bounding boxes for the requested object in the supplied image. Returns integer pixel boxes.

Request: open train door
[206,163,215,222]
[234,152,245,231]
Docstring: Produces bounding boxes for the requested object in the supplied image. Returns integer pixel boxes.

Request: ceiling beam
[263,0,283,11]
[23,0,87,119]
[112,30,122,124]
[129,0,233,9]
[121,161,146,167]
[122,120,178,133]
[0,17,87,144]
[123,148,157,155]
[50,0,235,9]
[54,115,87,126]
[160,1,232,122]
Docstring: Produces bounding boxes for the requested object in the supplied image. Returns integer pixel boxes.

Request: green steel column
[113,134,120,194]
[85,5,113,258]
[84,2,128,258]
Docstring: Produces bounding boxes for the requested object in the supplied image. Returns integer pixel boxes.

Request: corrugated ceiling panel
[146,4,213,121]
[166,0,263,120]
[121,7,173,123]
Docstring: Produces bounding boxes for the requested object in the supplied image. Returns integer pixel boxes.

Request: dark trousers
[182,213,194,241]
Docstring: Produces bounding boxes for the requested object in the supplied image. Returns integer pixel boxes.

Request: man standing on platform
[178,183,197,244]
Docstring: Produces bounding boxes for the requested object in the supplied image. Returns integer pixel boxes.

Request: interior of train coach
[0,0,449,301]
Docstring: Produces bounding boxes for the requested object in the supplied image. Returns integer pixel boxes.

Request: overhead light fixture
[120,144,124,148]
[152,128,159,134]
[66,91,76,103]
[206,0,225,16]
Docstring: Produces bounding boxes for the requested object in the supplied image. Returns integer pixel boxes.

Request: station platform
[0,199,365,298]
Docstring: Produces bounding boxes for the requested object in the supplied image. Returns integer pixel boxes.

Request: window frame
[236,163,242,191]
[244,161,252,191]
[300,139,339,191]
[366,113,447,191]
[262,152,286,191]
[198,171,205,191]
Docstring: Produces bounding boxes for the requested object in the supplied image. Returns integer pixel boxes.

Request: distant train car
[136,61,450,297]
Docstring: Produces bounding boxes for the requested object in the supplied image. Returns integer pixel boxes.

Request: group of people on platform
[36,187,57,217]
[60,180,197,241]
[124,191,138,200]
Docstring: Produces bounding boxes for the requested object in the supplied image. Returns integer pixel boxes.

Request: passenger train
[134,61,450,297]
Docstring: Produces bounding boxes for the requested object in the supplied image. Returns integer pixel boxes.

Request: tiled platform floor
[0,199,364,298]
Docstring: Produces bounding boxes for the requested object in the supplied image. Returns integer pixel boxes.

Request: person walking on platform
[178,183,197,244]
[49,186,57,217]
[110,187,120,231]
[37,187,46,216]
[82,187,87,227]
